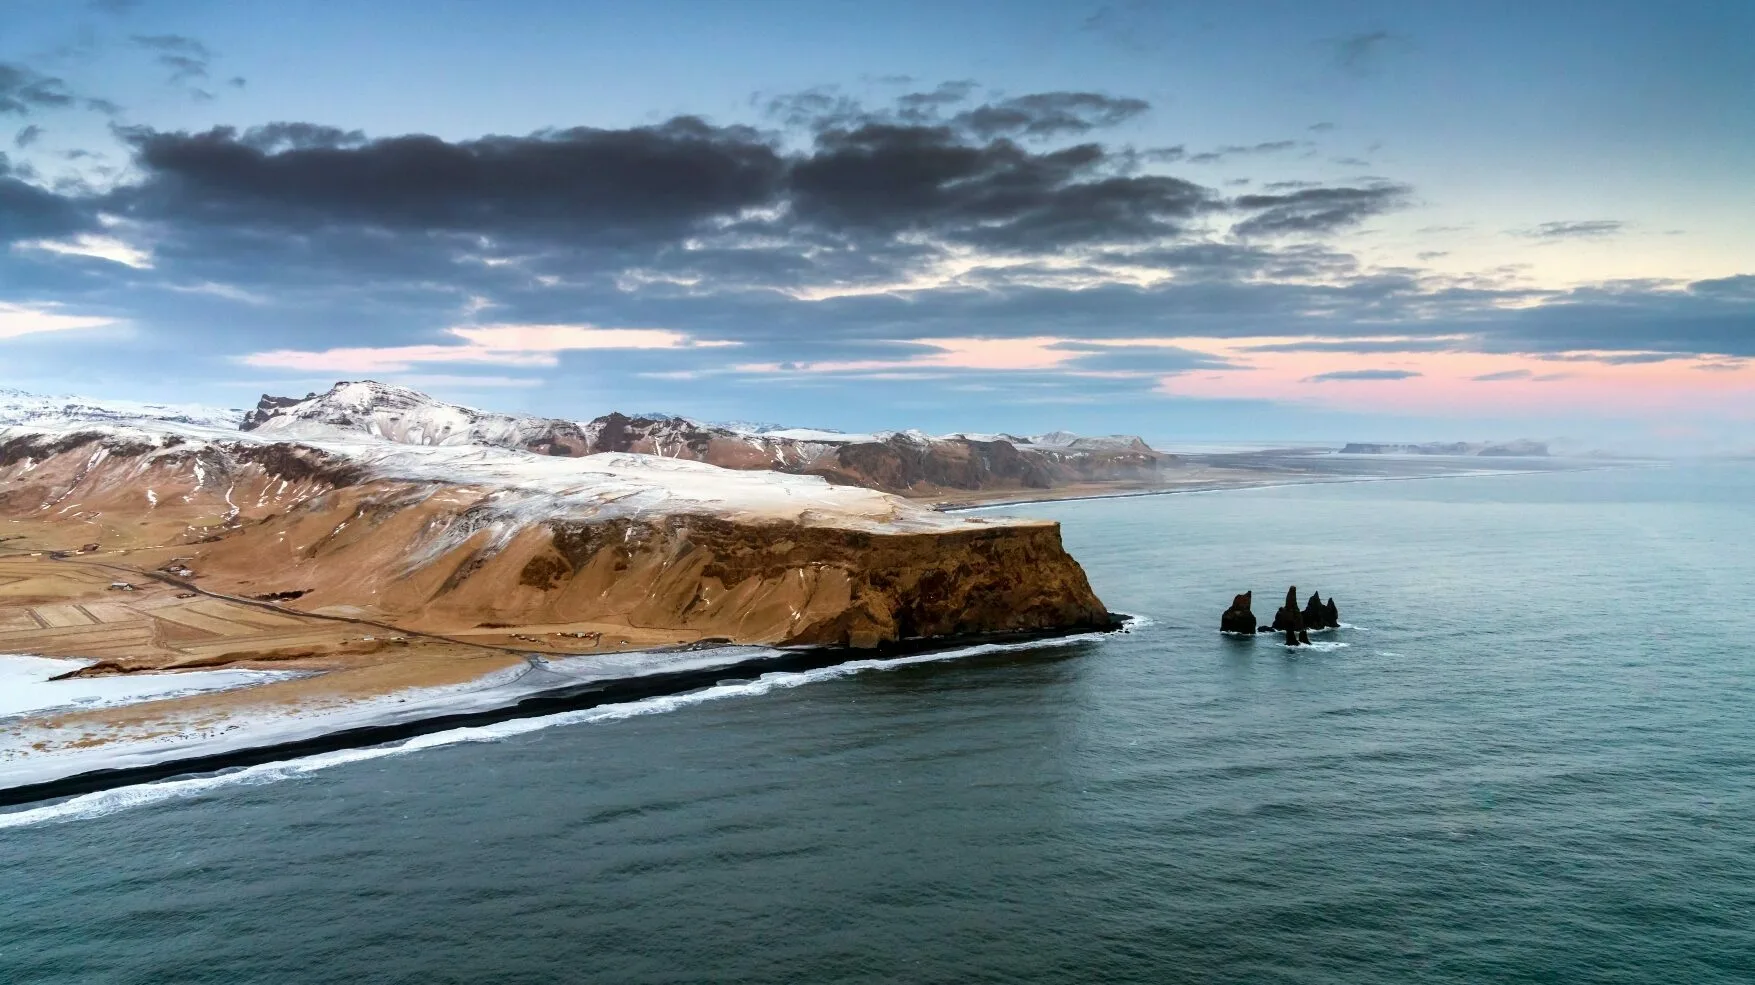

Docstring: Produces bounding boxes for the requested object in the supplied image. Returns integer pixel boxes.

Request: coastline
[0,617,1129,810]
[0,454,1649,812]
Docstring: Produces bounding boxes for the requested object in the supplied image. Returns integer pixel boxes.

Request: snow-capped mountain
[30,379,1176,497]
[0,387,244,430]
[241,381,596,454]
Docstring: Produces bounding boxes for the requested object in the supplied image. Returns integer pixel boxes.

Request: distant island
[1339,440,1550,457]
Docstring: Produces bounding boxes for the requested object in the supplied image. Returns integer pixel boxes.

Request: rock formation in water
[1220,591,1257,634]
[1302,591,1341,630]
[1272,586,1310,645]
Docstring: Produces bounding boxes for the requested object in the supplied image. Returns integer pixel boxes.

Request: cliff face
[240,381,1176,496]
[0,425,1111,659]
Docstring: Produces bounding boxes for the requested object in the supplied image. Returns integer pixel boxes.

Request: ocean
[3,464,1752,983]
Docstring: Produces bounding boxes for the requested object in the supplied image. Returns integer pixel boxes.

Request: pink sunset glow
[1152,339,1755,419]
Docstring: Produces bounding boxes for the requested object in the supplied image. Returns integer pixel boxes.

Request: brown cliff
[0,427,1113,676]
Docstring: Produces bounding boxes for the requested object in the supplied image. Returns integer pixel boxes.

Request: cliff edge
[0,422,1112,672]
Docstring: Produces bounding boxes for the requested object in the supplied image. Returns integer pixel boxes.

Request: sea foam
[0,630,1111,829]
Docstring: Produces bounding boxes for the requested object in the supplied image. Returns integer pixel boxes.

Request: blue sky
[2,0,1751,450]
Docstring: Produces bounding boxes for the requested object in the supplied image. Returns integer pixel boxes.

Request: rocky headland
[0,422,1112,666]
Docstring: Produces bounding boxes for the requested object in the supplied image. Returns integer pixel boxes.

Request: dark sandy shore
[0,619,1129,809]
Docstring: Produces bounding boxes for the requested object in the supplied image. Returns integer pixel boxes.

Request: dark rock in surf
[1221,591,1257,635]
[1303,591,1341,631]
[1273,586,1308,646]
[1272,586,1302,632]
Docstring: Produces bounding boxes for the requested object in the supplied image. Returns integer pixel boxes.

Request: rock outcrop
[1220,591,1257,634]
[1272,586,1311,645]
[1303,591,1340,630]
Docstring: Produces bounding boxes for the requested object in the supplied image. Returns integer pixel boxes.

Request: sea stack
[1303,591,1341,630]
[1273,586,1310,645]
[1220,592,1257,635]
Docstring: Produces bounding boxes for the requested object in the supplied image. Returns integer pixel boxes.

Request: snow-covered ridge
[0,387,243,430]
[1,418,984,533]
[10,380,1173,496]
[242,380,591,451]
[243,381,1165,456]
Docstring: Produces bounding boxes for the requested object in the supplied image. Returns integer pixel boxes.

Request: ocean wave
[0,630,1110,829]
[1290,640,1350,653]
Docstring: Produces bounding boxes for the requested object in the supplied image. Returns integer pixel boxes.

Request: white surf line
[0,628,1119,829]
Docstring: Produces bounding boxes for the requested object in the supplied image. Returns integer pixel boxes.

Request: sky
[1,0,1751,452]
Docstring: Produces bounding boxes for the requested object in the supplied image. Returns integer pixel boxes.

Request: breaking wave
[0,630,1111,829]
[1285,640,1351,653]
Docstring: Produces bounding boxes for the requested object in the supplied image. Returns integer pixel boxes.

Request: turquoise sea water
[3,465,1752,983]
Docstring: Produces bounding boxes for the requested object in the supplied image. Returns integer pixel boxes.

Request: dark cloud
[0,153,97,243]
[1231,183,1409,236]
[788,124,1215,248]
[1519,220,1624,240]
[1472,369,1530,381]
[766,84,1147,144]
[1534,350,1680,365]
[761,86,868,130]
[1303,369,1422,382]
[1308,122,1336,133]
[114,118,787,245]
[235,122,368,151]
[951,92,1149,139]
[14,125,43,149]
[9,82,1747,378]
[0,64,77,116]
[1691,275,1755,300]
[897,80,979,114]
[1187,140,1302,164]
